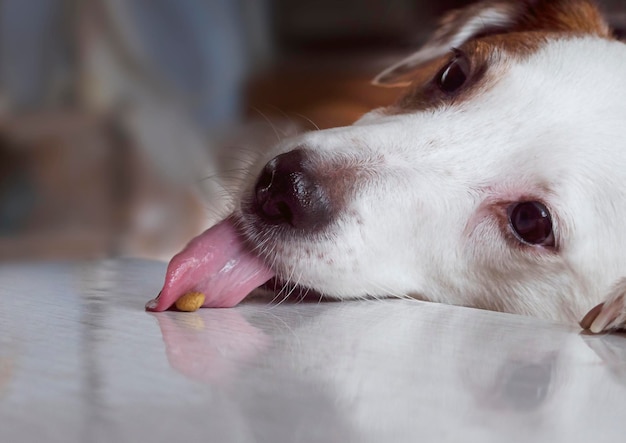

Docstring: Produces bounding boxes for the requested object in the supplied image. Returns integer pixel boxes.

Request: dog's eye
[436,53,470,94]
[508,202,554,246]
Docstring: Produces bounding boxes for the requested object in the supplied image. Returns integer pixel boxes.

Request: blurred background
[1,0,624,262]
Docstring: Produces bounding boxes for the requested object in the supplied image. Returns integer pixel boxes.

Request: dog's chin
[260,277,327,302]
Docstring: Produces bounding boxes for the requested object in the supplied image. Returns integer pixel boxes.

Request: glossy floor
[1,259,626,443]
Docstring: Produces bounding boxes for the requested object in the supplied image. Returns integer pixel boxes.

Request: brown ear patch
[515,0,610,37]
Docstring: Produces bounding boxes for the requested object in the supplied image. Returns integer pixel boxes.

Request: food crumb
[175,292,206,312]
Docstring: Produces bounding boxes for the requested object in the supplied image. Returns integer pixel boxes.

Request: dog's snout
[253,149,333,230]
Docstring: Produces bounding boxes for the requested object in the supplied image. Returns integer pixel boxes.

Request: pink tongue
[146,217,274,312]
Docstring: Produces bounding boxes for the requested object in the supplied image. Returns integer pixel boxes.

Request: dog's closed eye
[507,201,555,247]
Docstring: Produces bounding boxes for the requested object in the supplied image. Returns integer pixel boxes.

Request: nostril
[252,149,333,230]
[254,152,306,226]
[260,195,294,224]
[254,162,275,208]
[256,155,280,190]
[254,157,294,224]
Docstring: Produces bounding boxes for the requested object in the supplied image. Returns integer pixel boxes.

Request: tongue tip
[145,217,276,312]
[145,299,159,312]
[145,293,167,312]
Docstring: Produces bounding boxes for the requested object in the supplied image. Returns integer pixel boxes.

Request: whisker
[281,270,304,305]
[293,112,321,131]
[361,279,415,303]
[264,104,294,123]
[269,261,297,306]
[260,310,302,348]
[196,164,256,182]
[250,106,284,142]
[317,290,326,305]
[295,286,312,304]
[217,148,261,164]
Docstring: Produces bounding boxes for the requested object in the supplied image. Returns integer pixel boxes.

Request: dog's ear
[580,278,626,334]
[373,1,521,87]
[373,0,610,87]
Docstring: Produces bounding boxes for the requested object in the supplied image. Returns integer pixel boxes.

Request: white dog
[147,0,626,334]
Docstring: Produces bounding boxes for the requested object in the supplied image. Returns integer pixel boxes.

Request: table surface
[1,259,626,443]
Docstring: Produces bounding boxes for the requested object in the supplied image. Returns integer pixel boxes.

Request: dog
[147,0,626,334]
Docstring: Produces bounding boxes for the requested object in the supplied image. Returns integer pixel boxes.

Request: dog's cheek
[458,217,568,317]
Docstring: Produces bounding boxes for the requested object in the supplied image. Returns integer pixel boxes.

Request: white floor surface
[1,259,626,443]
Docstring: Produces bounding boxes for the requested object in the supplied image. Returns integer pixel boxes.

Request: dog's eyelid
[450,47,468,59]
[449,48,473,68]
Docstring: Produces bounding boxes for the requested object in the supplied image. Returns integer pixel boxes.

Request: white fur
[234,10,626,329]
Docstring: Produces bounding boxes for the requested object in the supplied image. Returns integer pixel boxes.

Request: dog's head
[151,0,626,325]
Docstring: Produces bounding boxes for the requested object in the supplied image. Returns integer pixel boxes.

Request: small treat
[175,292,206,312]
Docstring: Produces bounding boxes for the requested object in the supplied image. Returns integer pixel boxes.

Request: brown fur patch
[442,0,610,38]
[513,0,610,37]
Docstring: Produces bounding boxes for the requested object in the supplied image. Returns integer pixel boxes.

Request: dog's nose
[253,149,332,230]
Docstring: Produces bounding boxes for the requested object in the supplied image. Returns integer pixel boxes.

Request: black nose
[253,149,333,230]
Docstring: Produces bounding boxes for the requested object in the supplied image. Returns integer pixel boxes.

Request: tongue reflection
[146,217,275,312]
